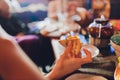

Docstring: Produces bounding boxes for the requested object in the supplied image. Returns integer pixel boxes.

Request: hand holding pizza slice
[59,35,83,58]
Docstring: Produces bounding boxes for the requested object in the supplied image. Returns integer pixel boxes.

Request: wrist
[45,72,57,80]
[45,70,62,80]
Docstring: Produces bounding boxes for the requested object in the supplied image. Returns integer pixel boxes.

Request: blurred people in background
[39,0,81,37]
[44,0,120,29]
[91,0,110,19]
[39,0,91,37]
[87,0,120,19]
[0,0,29,36]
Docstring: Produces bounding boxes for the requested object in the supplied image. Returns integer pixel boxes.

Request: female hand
[46,41,92,80]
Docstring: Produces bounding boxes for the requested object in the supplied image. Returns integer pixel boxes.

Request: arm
[92,0,110,18]
[0,25,92,80]
[46,41,92,80]
[0,25,46,80]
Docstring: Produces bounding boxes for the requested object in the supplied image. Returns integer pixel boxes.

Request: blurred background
[1,0,120,74]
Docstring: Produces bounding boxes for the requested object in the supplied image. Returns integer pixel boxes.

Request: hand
[92,0,110,18]
[46,42,92,80]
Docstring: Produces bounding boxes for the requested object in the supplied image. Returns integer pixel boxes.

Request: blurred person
[62,0,92,38]
[0,0,55,72]
[88,0,120,19]
[0,0,29,36]
[39,0,91,37]
[0,25,93,80]
[67,0,120,36]
[63,0,120,27]
[92,0,110,18]
[39,0,80,37]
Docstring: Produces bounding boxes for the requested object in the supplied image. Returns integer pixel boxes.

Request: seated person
[87,0,120,19]
[0,0,30,36]
[0,25,97,80]
[91,0,110,19]
[0,0,55,72]
[38,0,94,38]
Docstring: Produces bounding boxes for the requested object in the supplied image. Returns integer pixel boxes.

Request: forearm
[45,63,66,80]
[0,38,48,80]
[0,28,45,80]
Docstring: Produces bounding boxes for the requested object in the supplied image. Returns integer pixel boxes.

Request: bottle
[114,57,120,80]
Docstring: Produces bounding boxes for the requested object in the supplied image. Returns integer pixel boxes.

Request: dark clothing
[18,34,55,73]
[110,0,120,19]
[0,14,29,36]
[0,14,55,72]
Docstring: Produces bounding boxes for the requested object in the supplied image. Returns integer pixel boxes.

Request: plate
[65,73,107,80]
[81,44,99,58]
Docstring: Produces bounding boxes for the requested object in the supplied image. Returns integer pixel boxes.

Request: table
[60,54,117,80]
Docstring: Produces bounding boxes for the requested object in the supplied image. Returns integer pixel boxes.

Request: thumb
[61,41,73,59]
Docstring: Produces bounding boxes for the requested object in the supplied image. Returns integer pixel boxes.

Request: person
[39,0,81,37]
[91,0,110,19]
[0,0,55,72]
[0,0,30,36]
[86,0,120,20]
[39,0,92,38]
[0,25,92,80]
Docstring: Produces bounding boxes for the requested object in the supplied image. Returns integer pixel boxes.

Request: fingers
[80,49,92,64]
[58,42,73,61]
[75,39,82,57]
[74,39,80,55]
[69,38,82,58]
[64,41,73,55]
[83,49,92,58]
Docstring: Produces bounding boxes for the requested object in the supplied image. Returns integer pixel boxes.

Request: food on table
[111,34,120,45]
[110,34,120,57]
